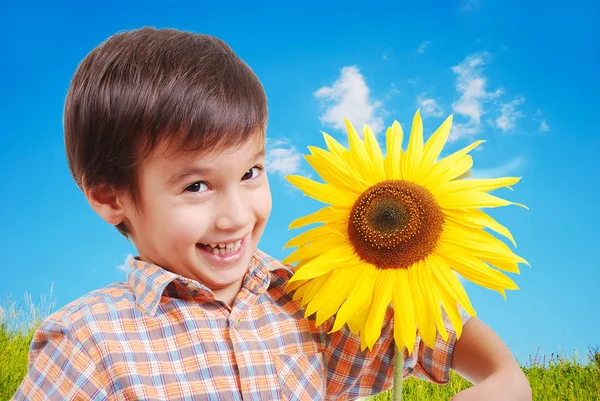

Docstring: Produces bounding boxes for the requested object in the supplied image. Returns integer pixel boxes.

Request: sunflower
[283,110,528,354]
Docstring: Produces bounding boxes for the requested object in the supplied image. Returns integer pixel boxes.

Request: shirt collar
[127,249,294,316]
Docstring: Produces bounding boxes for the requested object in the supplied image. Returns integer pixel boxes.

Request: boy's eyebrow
[168,148,266,185]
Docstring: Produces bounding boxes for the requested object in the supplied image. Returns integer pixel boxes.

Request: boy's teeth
[203,239,243,256]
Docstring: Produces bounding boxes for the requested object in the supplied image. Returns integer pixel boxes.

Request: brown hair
[64,27,268,237]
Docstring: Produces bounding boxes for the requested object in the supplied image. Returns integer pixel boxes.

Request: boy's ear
[82,182,128,226]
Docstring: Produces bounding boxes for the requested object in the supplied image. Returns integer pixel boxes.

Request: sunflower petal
[392,269,416,355]
[345,118,377,183]
[438,189,527,210]
[440,223,528,270]
[297,273,332,307]
[411,262,437,348]
[436,285,464,340]
[306,146,370,192]
[309,266,359,326]
[421,140,484,187]
[284,222,347,249]
[282,232,346,265]
[441,244,520,299]
[331,264,378,333]
[286,175,355,207]
[444,209,517,247]
[321,132,348,160]
[288,206,349,230]
[429,253,476,317]
[363,270,394,350]
[422,258,449,342]
[403,110,424,181]
[288,243,357,282]
[363,124,386,181]
[385,121,404,179]
[432,177,522,198]
[421,115,453,168]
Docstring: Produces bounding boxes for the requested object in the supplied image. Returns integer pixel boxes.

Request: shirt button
[230,320,239,330]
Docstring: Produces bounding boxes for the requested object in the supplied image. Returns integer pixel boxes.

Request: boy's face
[122,133,271,303]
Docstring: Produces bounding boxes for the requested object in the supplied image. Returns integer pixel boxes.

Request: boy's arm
[12,319,108,401]
[450,318,532,401]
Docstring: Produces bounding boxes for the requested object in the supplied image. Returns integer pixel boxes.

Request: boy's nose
[214,191,251,231]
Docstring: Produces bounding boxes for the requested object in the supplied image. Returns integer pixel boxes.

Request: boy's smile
[120,133,271,306]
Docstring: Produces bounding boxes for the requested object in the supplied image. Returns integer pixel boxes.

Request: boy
[13,27,531,401]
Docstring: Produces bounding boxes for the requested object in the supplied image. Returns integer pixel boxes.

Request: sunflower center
[347,180,444,269]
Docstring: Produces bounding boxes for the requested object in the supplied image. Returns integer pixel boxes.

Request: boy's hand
[450,318,532,401]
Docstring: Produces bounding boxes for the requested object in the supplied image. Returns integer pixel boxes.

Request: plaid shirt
[13,250,470,401]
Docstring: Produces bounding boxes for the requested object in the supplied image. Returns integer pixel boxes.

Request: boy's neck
[212,280,244,308]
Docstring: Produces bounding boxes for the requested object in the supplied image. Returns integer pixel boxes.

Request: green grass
[1,294,599,401]
[365,350,600,400]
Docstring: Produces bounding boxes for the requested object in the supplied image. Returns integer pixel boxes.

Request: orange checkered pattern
[13,250,470,400]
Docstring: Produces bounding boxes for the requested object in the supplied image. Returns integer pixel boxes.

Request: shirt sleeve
[320,304,472,400]
[12,319,108,401]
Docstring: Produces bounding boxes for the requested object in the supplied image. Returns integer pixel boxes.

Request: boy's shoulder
[45,281,135,328]
[42,251,297,329]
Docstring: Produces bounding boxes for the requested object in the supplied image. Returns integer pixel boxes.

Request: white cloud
[496,96,525,131]
[266,138,303,176]
[449,121,480,142]
[450,53,502,141]
[417,41,433,54]
[417,95,444,118]
[117,254,134,274]
[315,66,384,134]
[534,109,550,132]
[471,157,526,178]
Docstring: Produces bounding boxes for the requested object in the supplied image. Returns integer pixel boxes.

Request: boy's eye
[185,182,209,193]
[242,166,264,180]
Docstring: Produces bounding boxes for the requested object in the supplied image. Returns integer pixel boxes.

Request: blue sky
[1,0,599,364]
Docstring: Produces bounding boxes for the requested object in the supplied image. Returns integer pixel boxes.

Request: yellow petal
[384,121,404,179]
[440,223,528,271]
[432,176,522,198]
[438,189,527,210]
[306,146,370,192]
[402,110,424,181]
[428,253,476,317]
[282,232,346,265]
[321,132,348,160]
[345,118,377,183]
[391,269,416,355]
[363,124,386,182]
[363,269,394,350]
[288,206,349,230]
[288,243,357,282]
[286,175,355,207]
[284,222,347,249]
[420,140,484,188]
[331,264,378,333]
[422,258,449,342]
[436,283,464,340]
[444,208,517,247]
[307,266,357,325]
[420,115,453,169]
[441,244,519,299]
[296,273,331,307]
[410,261,437,348]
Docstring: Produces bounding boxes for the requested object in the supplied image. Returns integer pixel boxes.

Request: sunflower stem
[392,344,404,401]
